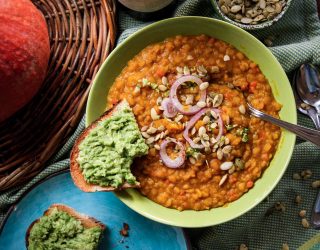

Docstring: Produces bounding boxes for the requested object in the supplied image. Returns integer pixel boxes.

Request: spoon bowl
[296,64,320,112]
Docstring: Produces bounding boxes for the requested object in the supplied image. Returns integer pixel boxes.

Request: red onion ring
[160,139,185,168]
[170,75,206,115]
[161,98,177,118]
[183,108,223,149]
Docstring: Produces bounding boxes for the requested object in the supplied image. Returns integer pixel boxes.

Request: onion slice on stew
[160,139,185,168]
[183,108,223,149]
[170,75,206,115]
[161,98,177,118]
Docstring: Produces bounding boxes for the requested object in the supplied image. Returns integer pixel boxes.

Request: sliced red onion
[170,75,206,115]
[160,139,185,168]
[161,98,177,118]
[183,108,224,149]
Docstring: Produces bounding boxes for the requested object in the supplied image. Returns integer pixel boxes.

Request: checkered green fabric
[1,0,320,249]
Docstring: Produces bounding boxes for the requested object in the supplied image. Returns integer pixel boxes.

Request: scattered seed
[312,180,320,188]
[228,166,235,174]
[301,218,310,228]
[301,169,312,179]
[282,243,289,250]
[239,104,246,114]
[160,131,165,139]
[211,137,217,144]
[210,66,220,73]
[147,127,157,134]
[176,67,183,73]
[295,195,302,204]
[292,173,301,180]
[197,65,207,74]
[201,139,210,148]
[299,210,307,218]
[154,144,160,150]
[219,174,228,186]
[151,108,160,120]
[142,132,150,138]
[210,122,218,129]
[241,17,253,24]
[220,161,233,171]
[231,5,242,13]
[202,133,209,141]
[189,157,196,164]
[200,82,209,90]
[197,101,206,108]
[224,137,230,145]
[223,55,230,61]
[275,202,286,212]
[239,244,248,250]
[183,66,190,75]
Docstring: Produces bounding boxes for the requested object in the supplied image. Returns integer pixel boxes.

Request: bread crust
[70,100,140,192]
[25,204,105,247]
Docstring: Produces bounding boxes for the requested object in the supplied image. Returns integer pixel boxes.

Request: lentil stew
[107,35,281,211]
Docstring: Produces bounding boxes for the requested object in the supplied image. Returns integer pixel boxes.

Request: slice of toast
[26,204,105,247]
[70,100,141,192]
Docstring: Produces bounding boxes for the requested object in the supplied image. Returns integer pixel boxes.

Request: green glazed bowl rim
[210,0,293,30]
[86,16,296,228]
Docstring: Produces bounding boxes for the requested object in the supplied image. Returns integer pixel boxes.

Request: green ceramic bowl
[86,17,296,228]
[210,0,293,30]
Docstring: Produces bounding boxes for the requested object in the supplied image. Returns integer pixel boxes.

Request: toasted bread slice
[70,100,141,192]
[26,204,105,247]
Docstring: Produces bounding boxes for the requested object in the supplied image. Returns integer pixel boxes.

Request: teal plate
[0,171,189,250]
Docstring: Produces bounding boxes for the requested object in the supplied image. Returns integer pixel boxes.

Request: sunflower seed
[220,161,233,171]
[151,108,160,120]
[223,55,230,61]
[211,66,220,73]
[212,94,223,107]
[142,132,150,138]
[147,127,157,134]
[203,116,210,124]
[231,5,242,13]
[200,82,209,90]
[219,174,228,186]
[198,126,206,136]
[197,65,207,74]
[158,125,165,131]
[186,95,194,105]
[211,137,217,144]
[201,139,210,148]
[241,17,253,24]
[217,149,223,160]
[187,55,194,60]
[224,137,230,145]
[174,114,184,123]
[158,85,167,92]
[154,144,160,150]
[197,101,206,108]
[191,127,197,135]
[156,97,163,105]
[210,122,218,129]
[146,137,155,144]
[176,67,183,73]
[222,145,232,154]
[162,76,168,85]
[154,134,161,141]
[189,157,196,164]
[239,104,246,114]
[193,137,201,143]
[160,131,165,139]
[141,126,148,132]
[259,0,266,9]
[183,66,190,75]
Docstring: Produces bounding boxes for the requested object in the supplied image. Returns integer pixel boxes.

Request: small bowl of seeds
[210,0,292,30]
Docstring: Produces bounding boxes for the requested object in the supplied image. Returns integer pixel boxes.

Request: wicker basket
[0,0,116,191]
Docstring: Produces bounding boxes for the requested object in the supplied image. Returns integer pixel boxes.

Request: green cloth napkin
[1,0,320,249]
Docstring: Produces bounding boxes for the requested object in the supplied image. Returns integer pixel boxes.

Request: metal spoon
[247,103,320,147]
[293,68,320,130]
[296,64,320,126]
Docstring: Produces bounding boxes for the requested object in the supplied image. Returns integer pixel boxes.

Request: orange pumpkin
[0,0,50,122]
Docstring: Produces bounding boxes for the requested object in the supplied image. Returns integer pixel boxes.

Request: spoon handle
[247,104,320,147]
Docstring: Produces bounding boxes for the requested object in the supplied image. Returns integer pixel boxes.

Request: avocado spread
[77,106,148,187]
[28,208,103,250]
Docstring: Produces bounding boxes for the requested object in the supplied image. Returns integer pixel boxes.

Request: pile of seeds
[217,0,287,25]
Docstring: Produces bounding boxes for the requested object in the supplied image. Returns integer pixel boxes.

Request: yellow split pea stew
[107,35,281,211]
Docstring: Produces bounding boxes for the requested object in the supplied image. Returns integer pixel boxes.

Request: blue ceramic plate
[0,171,189,250]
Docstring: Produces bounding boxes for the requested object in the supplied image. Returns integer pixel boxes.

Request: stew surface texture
[107,35,281,211]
